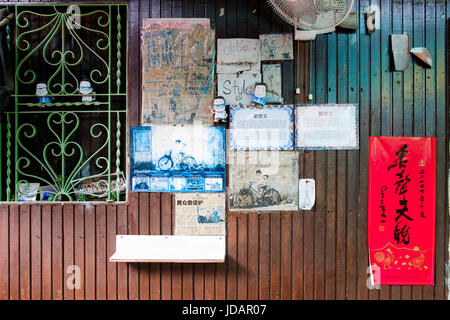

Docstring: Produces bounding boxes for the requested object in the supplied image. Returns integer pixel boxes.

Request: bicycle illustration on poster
[130,126,226,192]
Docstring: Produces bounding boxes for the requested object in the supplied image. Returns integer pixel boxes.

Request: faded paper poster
[262,63,282,103]
[175,193,226,236]
[260,33,294,61]
[217,38,261,74]
[141,27,215,125]
[229,151,299,211]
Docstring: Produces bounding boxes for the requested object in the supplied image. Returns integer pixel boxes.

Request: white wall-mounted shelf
[109,235,226,263]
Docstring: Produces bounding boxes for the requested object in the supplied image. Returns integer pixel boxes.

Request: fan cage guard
[267,0,355,31]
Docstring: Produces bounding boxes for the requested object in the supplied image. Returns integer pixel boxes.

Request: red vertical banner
[368,137,436,285]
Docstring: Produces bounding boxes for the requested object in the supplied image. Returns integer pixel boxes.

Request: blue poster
[130,126,226,193]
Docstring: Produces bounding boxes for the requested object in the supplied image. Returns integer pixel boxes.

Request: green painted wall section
[310,0,448,298]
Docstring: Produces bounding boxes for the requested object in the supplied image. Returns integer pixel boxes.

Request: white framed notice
[229,105,294,151]
[295,104,359,150]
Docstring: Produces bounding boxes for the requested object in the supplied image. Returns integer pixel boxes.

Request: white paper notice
[299,179,315,210]
[217,38,261,74]
[295,104,359,150]
[217,73,261,105]
[230,105,294,150]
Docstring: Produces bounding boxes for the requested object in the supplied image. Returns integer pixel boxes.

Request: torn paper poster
[141,28,215,125]
[130,126,226,193]
[295,104,359,150]
[229,105,294,151]
[217,73,261,105]
[262,63,282,103]
[229,151,299,212]
[368,137,436,285]
[142,18,210,32]
[260,33,293,61]
[175,193,226,236]
[299,179,315,210]
[217,38,260,74]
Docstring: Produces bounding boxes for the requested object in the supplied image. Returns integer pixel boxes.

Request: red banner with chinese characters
[368,137,436,285]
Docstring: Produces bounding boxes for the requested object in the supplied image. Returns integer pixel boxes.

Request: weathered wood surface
[0,0,447,300]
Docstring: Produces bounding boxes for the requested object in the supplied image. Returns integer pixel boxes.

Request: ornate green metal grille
[1,4,128,203]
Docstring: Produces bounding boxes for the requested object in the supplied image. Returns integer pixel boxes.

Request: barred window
[0,4,128,203]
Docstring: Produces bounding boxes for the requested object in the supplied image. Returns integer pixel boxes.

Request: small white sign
[217,38,261,74]
[217,73,261,105]
[299,179,315,210]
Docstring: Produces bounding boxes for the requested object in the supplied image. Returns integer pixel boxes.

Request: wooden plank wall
[0,0,448,300]
[309,0,449,300]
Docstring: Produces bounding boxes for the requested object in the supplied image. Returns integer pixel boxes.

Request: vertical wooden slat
[63,205,74,300]
[31,205,41,300]
[96,206,107,300]
[270,212,281,300]
[51,206,63,300]
[161,193,172,300]
[0,206,9,299]
[138,194,150,300]
[9,205,19,300]
[117,204,128,300]
[204,264,215,300]
[247,213,259,300]
[41,206,52,300]
[280,213,292,300]
[237,214,248,300]
[19,205,30,300]
[259,213,270,299]
[106,205,117,300]
[433,0,447,301]
[150,193,161,300]
[74,205,84,300]
[422,0,436,277]
[226,213,237,299]
[84,205,95,300]
[127,193,139,300]
[356,0,370,302]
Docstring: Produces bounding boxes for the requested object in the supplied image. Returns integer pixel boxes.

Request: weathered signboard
[229,151,299,211]
[217,73,261,105]
[262,63,282,103]
[175,193,226,236]
[260,33,294,61]
[295,104,359,150]
[217,38,261,74]
[229,105,294,151]
[141,27,215,125]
